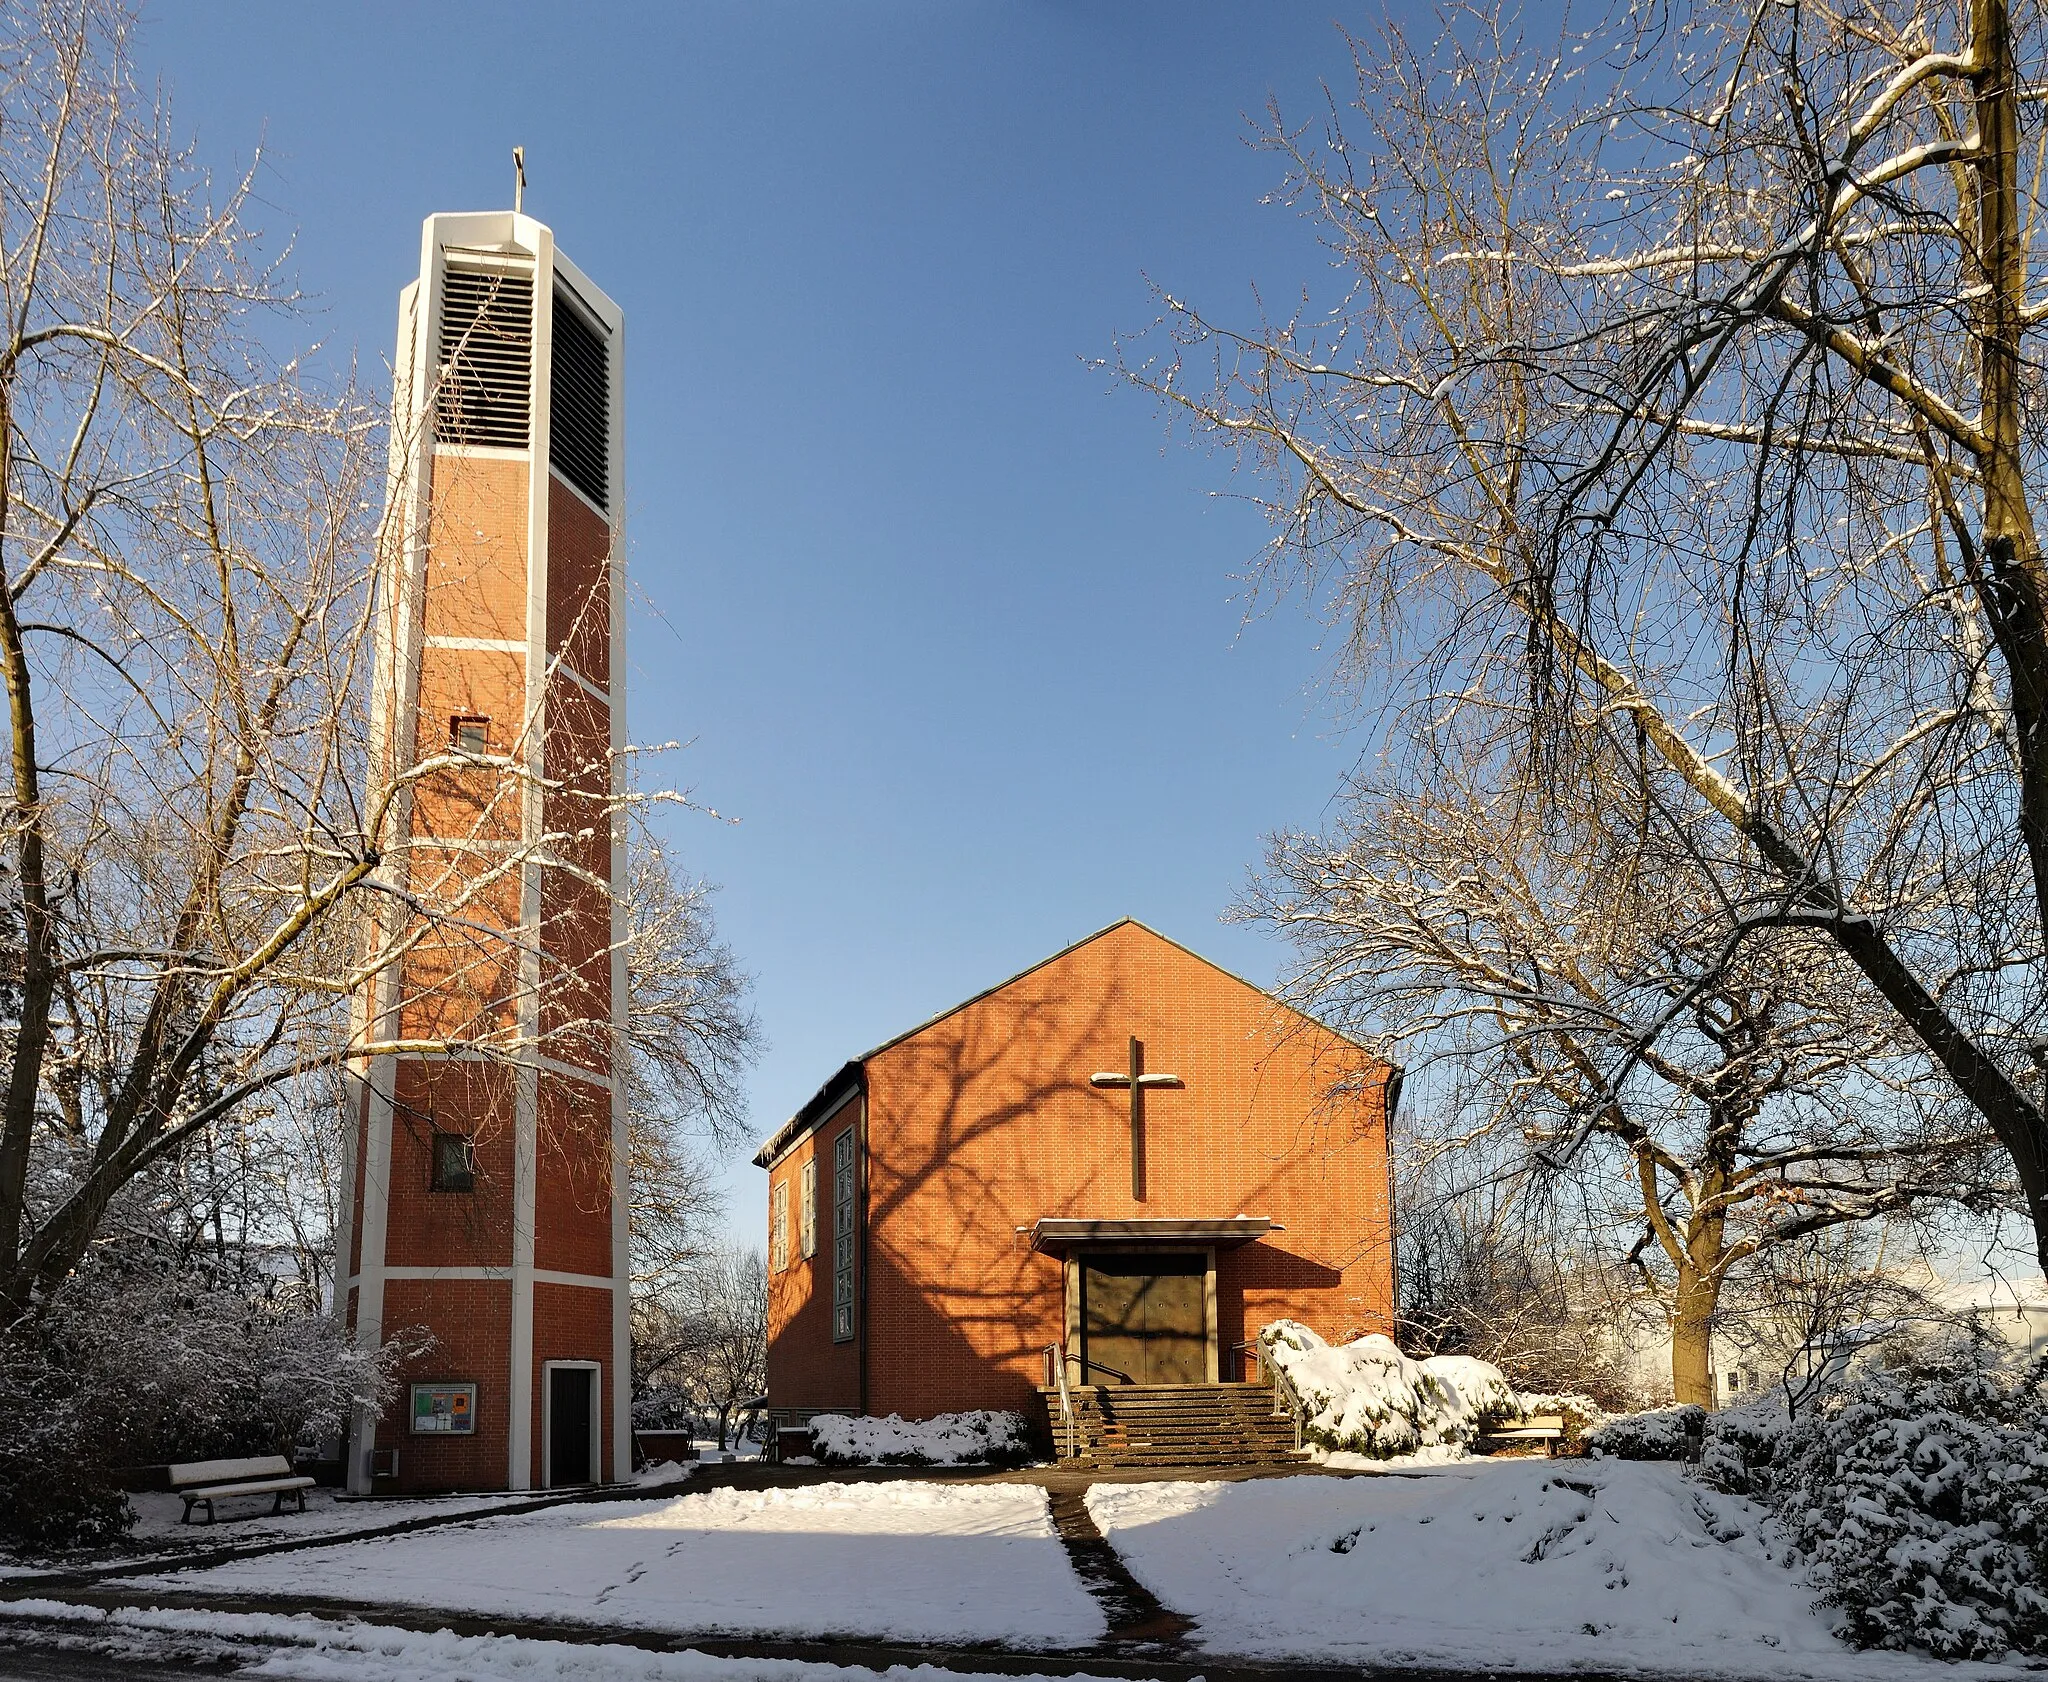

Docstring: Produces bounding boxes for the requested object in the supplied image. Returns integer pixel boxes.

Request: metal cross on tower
[1090,1036,1183,1201]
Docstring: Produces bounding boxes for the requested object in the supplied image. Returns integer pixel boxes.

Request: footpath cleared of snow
[1085,1460,2015,1679]
[0,1603,1145,1682]
[135,1481,1104,1648]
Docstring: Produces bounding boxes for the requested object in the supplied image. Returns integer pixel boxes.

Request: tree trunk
[1671,1272,1721,1409]
[1969,0,2048,1281]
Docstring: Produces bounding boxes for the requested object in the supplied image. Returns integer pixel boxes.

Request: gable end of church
[758,920,1400,1434]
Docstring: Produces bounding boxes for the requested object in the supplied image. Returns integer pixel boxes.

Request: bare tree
[1395,1131,1647,1407]
[1717,1224,1953,1416]
[623,844,758,1298]
[1124,0,2048,1274]
[0,0,388,1321]
[1248,748,1996,1402]
[634,1244,766,1451]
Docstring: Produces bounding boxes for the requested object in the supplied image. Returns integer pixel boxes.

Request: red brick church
[757,919,1398,1433]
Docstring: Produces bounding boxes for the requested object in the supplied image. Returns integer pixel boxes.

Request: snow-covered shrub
[0,1337,132,1553]
[1704,1344,2048,1659]
[45,1265,410,1465]
[1,1253,414,1555]
[809,1409,1032,1467]
[1418,1354,1522,1433]
[1697,1399,1786,1496]
[1258,1321,1514,1456]
[1586,1402,1704,1460]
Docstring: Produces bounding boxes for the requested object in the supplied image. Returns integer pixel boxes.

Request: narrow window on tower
[799,1159,817,1260]
[770,1179,790,1273]
[431,1133,475,1193]
[832,1127,856,1342]
[451,715,490,755]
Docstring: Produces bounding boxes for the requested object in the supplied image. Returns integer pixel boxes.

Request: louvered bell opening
[437,267,533,448]
[550,291,610,510]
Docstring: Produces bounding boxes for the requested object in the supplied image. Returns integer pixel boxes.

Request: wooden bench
[169,1455,315,1524]
[1478,1414,1568,1456]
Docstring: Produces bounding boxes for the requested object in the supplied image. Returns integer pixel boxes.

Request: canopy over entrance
[1025,1216,1276,1255]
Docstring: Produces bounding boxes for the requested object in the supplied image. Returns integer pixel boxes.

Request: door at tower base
[755,918,1400,1430]
[546,1364,599,1486]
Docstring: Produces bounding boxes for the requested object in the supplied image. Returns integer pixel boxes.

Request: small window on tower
[431,1133,476,1193]
[452,715,490,755]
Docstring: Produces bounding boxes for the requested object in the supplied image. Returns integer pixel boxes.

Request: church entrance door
[1080,1252,1207,1385]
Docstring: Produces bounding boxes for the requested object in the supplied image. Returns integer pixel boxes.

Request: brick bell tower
[336,211,628,1494]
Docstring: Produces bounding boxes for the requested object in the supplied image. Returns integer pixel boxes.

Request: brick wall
[371,1276,514,1491]
[531,1278,618,1487]
[844,921,1393,1418]
[381,1059,518,1269]
[346,442,625,1493]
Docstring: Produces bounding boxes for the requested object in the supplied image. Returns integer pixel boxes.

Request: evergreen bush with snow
[808,1409,1032,1467]
[1585,1403,1705,1461]
[1696,1400,1786,1496]
[1701,1343,2048,1659]
[1257,1320,1521,1456]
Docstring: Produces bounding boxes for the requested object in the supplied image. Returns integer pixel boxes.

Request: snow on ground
[125,1485,527,1546]
[1085,1460,2016,1679]
[135,1481,1104,1648]
[1309,1444,1471,1472]
[0,1603,1145,1682]
[810,1410,1029,1466]
[0,1488,530,1577]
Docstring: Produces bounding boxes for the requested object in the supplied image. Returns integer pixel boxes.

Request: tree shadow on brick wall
[860,988,1130,1415]
[823,941,1404,1419]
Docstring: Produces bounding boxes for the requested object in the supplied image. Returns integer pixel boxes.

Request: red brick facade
[762,920,1396,1424]
[341,217,626,1494]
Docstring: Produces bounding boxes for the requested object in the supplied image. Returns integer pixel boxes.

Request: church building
[757,919,1399,1433]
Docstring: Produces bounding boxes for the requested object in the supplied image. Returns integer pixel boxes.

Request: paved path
[0,1644,219,1681]
[1044,1487,1193,1652]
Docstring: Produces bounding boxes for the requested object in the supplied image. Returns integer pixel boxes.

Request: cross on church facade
[1090,1036,1183,1200]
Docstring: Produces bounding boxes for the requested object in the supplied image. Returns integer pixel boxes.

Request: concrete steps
[1039,1382,1306,1469]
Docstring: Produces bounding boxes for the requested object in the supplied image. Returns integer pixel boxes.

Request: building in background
[336,211,628,1494]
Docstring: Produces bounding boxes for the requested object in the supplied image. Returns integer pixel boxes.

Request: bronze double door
[1080,1252,1207,1385]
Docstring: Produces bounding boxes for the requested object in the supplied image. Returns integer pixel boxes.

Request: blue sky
[147,2,1387,1237]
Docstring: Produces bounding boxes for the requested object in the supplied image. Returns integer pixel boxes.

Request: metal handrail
[1264,1347,1307,1451]
[1044,1343,1077,1461]
[1227,1338,1262,1382]
[1078,1355,1134,1385]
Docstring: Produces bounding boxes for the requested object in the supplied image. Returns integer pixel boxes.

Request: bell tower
[336,212,628,1493]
